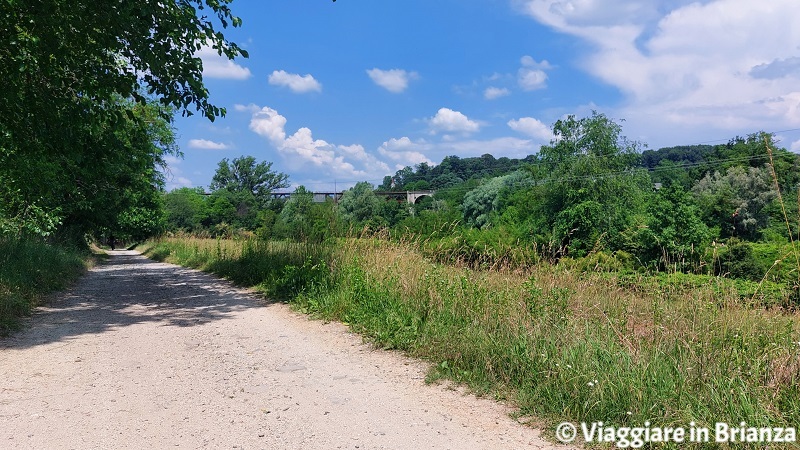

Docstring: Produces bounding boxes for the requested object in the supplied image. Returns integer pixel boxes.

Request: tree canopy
[210,156,290,202]
[0,0,247,242]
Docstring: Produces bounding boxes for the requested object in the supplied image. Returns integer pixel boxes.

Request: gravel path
[0,250,570,449]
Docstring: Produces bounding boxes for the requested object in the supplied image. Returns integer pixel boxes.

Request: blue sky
[165,0,800,192]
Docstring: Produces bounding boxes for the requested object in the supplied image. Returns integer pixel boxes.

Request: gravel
[0,250,572,449]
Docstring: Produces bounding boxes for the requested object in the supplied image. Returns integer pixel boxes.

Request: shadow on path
[0,250,267,349]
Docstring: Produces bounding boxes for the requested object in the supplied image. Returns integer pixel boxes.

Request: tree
[640,185,710,271]
[0,1,247,241]
[338,182,381,225]
[463,171,532,229]
[1,0,247,123]
[691,165,777,240]
[533,111,651,256]
[206,156,289,231]
[210,156,290,203]
[164,187,207,231]
[275,186,333,242]
[431,173,463,189]
[0,97,179,242]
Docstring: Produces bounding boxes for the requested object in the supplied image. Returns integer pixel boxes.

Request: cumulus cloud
[197,47,251,80]
[445,137,536,159]
[249,107,287,144]
[377,135,540,169]
[508,117,555,141]
[187,139,230,150]
[515,0,800,146]
[366,68,419,93]
[484,86,511,100]
[378,137,435,169]
[429,108,481,134]
[518,55,552,91]
[248,105,389,180]
[268,70,322,93]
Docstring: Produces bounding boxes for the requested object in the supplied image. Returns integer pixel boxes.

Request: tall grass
[141,237,332,300]
[144,236,800,447]
[0,237,87,335]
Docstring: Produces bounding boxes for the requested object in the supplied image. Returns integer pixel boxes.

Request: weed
[0,237,87,335]
[144,236,800,448]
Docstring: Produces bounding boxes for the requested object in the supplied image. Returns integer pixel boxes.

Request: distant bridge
[268,190,436,204]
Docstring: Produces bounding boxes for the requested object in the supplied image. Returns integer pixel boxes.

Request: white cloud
[249,107,287,144]
[429,108,481,134]
[516,0,800,147]
[248,105,389,180]
[791,139,800,153]
[268,70,322,93]
[187,139,230,150]
[444,137,536,159]
[508,117,554,141]
[378,135,540,169]
[378,137,435,169]
[233,103,261,113]
[366,68,419,93]
[484,86,511,100]
[282,128,343,168]
[518,56,552,91]
[338,144,391,172]
[197,47,251,80]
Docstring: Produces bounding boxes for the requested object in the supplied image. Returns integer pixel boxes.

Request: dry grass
[145,236,800,446]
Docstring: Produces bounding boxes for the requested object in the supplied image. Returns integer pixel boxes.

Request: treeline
[164,112,800,290]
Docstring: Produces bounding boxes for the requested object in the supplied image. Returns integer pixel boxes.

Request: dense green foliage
[1,0,246,243]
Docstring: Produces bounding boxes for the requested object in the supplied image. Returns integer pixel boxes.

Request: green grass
[0,237,88,335]
[144,237,800,448]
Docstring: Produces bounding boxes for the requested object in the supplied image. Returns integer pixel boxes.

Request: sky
[165,0,800,192]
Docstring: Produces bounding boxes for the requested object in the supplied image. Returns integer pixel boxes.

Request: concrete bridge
[375,190,436,204]
[268,190,436,204]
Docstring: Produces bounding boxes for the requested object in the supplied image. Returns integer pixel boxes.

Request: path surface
[0,250,570,449]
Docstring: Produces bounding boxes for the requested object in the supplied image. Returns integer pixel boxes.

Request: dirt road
[0,250,569,449]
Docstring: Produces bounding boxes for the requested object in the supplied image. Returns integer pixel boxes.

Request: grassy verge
[0,237,89,335]
[144,237,800,448]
